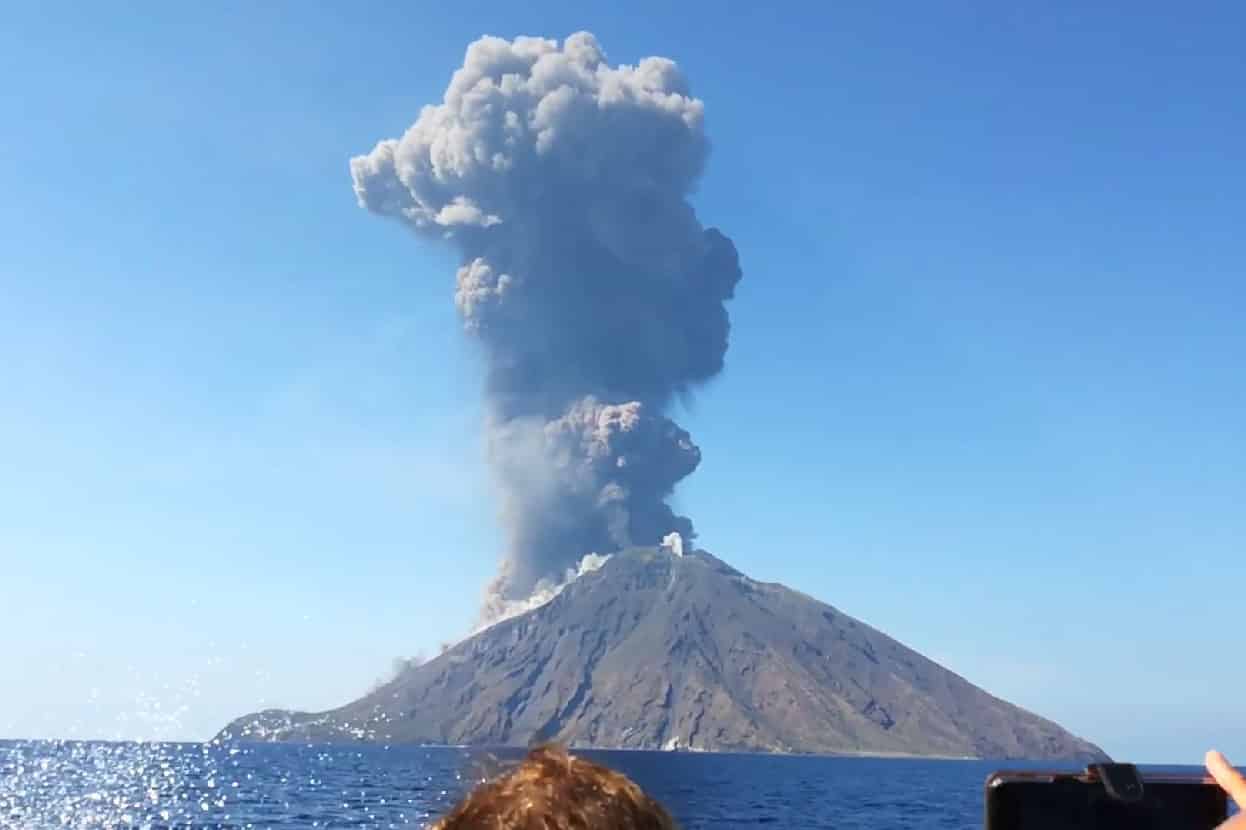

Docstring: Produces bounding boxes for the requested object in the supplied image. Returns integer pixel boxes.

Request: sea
[0,740,1197,829]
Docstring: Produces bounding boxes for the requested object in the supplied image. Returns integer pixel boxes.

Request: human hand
[1207,750,1246,829]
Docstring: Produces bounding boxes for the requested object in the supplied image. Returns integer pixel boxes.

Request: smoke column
[350,32,741,617]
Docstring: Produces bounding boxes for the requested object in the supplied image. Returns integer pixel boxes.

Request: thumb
[1207,750,1246,808]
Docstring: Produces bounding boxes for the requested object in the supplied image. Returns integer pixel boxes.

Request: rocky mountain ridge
[218,547,1104,760]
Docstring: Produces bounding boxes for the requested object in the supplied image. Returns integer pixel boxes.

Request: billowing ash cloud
[474,552,611,635]
[351,32,741,612]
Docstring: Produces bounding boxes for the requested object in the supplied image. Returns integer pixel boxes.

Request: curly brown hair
[430,745,678,829]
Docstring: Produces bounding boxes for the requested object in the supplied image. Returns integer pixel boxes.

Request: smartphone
[985,766,1228,830]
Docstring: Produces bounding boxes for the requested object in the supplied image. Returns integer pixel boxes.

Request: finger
[1217,814,1246,830]
[1207,750,1246,807]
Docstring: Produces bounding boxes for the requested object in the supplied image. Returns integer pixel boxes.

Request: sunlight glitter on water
[2,741,231,829]
[2,740,1005,829]
[1,740,466,829]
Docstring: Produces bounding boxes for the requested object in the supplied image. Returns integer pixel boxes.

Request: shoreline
[0,737,1023,763]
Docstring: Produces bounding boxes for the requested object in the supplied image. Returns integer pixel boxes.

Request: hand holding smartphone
[985,762,1230,829]
[1207,751,1246,830]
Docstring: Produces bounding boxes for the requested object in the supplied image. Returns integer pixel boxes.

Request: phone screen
[987,779,1228,830]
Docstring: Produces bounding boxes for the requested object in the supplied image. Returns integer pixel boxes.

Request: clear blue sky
[2,2,1242,763]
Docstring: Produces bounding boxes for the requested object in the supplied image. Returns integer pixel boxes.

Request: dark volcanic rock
[217,548,1105,760]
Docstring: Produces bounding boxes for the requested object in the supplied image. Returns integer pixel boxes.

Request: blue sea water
[0,740,1194,829]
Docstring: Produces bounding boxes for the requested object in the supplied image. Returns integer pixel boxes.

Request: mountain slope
[218,548,1104,760]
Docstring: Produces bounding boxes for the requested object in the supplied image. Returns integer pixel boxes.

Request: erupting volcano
[349,32,741,621]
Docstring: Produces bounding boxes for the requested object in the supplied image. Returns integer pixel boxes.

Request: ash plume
[350,32,741,614]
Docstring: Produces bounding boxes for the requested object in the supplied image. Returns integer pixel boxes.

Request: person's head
[431,744,677,829]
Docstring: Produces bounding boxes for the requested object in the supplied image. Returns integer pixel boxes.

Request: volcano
[218,547,1103,760]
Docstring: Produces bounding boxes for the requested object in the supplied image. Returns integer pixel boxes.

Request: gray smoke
[350,32,741,611]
